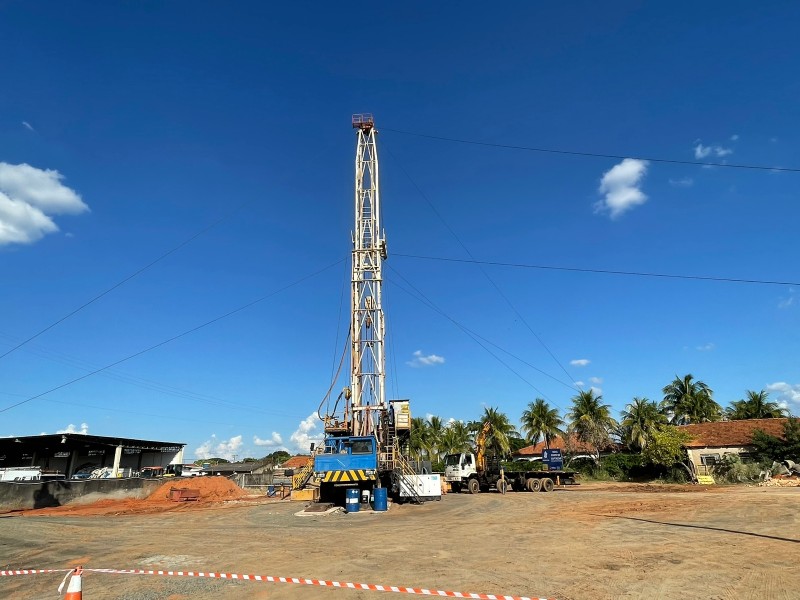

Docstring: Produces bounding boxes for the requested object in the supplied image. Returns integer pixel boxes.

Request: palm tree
[439,420,473,455]
[620,397,666,451]
[566,389,617,462]
[409,417,430,462]
[479,407,519,458]
[726,390,788,420]
[520,398,565,449]
[661,374,721,424]
[425,415,446,462]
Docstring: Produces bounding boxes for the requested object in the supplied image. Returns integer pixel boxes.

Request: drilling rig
[313,114,414,503]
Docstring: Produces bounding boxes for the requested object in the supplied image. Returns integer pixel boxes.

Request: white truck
[443,423,577,494]
[444,452,577,493]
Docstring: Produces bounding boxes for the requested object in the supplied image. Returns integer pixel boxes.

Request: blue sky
[1,2,798,460]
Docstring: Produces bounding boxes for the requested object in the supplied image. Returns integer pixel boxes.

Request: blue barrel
[372,487,388,511]
[345,488,360,513]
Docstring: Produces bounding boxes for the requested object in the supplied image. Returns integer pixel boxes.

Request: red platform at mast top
[352,113,374,130]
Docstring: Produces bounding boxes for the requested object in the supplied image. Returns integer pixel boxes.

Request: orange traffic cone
[59,566,83,599]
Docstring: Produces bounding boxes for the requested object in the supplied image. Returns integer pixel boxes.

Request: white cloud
[693,142,733,159]
[574,380,585,387]
[696,342,715,352]
[289,413,323,454]
[668,177,694,188]
[778,289,795,309]
[22,121,35,132]
[407,350,445,368]
[589,376,603,385]
[570,359,590,367]
[730,134,739,141]
[194,434,243,461]
[0,162,89,246]
[595,158,649,219]
[57,423,89,435]
[253,432,283,448]
[765,382,800,407]
[590,386,603,396]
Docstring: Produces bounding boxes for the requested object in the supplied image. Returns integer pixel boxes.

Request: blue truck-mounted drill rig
[313,115,414,504]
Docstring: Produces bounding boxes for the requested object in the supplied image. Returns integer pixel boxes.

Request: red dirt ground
[17,476,269,517]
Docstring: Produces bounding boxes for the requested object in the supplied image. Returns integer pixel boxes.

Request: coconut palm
[520,398,565,449]
[409,417,430,461]
[439,420,473,455]
[566,389,617,462]
[479,407,519,458]
[661,374,721,425]
[726,390,789,420]
[425,415,446,462]
[620,397,666,451]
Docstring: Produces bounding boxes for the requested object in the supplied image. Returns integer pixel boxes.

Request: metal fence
[229,472,292,495]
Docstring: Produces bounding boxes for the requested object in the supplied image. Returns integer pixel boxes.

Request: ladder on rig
[381,429,423,504]
[292,449,323,490]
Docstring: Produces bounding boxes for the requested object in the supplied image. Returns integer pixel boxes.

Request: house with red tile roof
[513,435,622,462]
[280,455,312,470]
[678,418,788,470]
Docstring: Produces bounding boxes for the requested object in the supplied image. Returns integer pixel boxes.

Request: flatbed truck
[444,452,577,493]
[443,422,577,494]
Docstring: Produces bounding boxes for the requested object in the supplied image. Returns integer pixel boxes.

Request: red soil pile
[145,476,248,503]
[17,477,254,516]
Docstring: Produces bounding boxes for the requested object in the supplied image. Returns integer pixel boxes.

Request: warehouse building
[0,433,186,479]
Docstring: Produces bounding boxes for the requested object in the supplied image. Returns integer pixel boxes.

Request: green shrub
[666,466,689,483]
[712,454,762,483]
[601,453,643,479]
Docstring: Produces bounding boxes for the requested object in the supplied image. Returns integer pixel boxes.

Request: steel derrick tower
[349,114,388,438]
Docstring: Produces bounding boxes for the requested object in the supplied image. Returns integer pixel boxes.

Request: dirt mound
[145,476,248,503]
[17,477,255,517]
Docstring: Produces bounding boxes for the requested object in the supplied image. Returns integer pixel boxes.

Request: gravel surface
[1,483,798,599]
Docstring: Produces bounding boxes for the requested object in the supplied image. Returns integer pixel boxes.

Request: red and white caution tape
[2,566,555,600]
[1,569,69,576]
[85,568,553,600]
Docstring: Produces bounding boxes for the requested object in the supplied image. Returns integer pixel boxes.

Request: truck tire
[528,478,541,492]
[541,477,554,492]
[467,478,480,494]
[450,482,462,494]
[496,479,508,494]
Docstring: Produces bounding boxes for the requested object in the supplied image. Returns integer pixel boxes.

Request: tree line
[409,373,793,466]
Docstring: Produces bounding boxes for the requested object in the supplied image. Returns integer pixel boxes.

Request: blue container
[345,488,360,513]
[372,487,388,511]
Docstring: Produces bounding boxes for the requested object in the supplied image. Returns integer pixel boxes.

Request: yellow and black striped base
[321,469,375,483]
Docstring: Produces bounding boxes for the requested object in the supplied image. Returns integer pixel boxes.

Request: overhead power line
[385,265,565,402]
[0,203,255,363]
[0,331,305,419]
[382,141,580,390]
[0,258,344,414]
[382,127,799,173]
[394,253,800,287]
[0,140,338,364]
